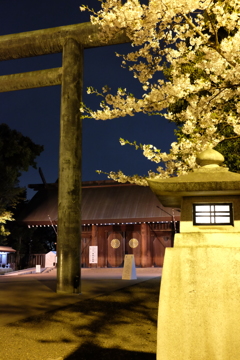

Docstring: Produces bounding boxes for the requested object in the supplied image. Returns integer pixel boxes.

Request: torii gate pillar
[57,38,83,294]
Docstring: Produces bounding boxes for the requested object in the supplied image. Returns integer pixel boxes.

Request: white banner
[89,246,98,264]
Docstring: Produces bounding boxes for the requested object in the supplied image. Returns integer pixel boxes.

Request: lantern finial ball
[196,148,224,167]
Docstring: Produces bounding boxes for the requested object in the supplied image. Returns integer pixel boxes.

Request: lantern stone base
[157,246,240,360]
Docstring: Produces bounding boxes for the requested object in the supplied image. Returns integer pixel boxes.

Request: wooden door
[81,236,92,268]
[107,232,124,267]
[125,231,141,267]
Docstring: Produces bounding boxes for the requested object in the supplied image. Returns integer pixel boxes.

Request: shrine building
[19,180,180,268]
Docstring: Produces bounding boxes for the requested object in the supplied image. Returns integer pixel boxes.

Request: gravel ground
[2,277,161,360]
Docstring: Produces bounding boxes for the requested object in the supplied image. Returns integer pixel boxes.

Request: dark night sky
[0,0,176,199]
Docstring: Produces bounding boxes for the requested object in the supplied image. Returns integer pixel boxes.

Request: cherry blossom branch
[182,13,236,67]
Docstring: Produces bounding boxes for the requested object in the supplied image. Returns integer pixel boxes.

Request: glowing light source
[193,203,233,225]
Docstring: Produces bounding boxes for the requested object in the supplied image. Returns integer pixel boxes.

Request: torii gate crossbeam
[0,22,129,293]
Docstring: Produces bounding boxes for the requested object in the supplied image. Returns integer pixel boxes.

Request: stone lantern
[147,148,240,360]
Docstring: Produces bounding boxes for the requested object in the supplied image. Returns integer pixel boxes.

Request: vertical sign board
[36,265,41,273]
[122,254,137,280]
[89,246,98,264]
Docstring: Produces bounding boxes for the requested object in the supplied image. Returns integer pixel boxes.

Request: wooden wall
[81,222,176,268]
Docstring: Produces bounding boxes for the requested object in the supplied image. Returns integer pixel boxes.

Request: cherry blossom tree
[80,0,240,184]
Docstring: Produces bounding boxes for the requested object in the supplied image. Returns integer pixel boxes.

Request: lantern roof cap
[147,148,240,208]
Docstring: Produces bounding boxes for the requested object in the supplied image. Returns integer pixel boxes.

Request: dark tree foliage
[0,123,43,214]
[0,124,43,246]
[215,126,240,173]
[7,221,56,269]
[6,196,56,269]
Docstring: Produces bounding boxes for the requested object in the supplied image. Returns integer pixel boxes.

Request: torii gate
[0,22,129,293]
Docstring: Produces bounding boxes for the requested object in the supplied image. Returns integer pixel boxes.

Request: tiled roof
[19,181,180,226]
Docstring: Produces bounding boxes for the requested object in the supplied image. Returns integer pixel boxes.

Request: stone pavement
[0,267,162,327]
